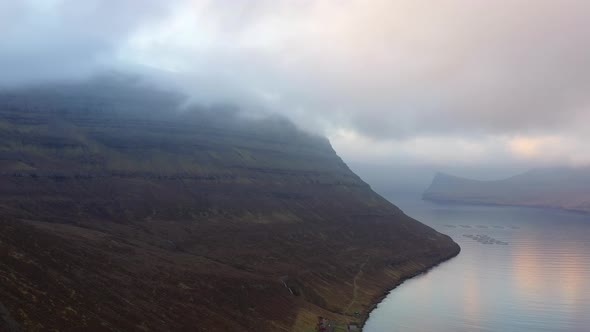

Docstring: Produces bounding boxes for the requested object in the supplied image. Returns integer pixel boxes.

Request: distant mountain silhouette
[423,168,590,213]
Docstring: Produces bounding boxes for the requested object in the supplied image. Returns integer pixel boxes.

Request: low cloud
[2,0,590,168]
[0,0,172,85]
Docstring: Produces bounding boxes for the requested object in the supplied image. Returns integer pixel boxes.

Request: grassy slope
[0,79,459,331]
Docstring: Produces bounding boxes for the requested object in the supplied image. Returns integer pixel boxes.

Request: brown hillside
[0,78,459,331]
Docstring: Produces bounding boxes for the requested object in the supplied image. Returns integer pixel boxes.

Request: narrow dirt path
[344,256,369,314]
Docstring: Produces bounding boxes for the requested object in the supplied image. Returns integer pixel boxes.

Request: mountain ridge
[0,78,459,331]
[423,168,590,213]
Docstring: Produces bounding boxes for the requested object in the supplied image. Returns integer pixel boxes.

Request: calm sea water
[364,197,590,332]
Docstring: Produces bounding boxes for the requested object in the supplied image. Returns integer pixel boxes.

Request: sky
[2,0,590,186]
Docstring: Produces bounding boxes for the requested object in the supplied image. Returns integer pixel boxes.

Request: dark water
[364,197,590,332]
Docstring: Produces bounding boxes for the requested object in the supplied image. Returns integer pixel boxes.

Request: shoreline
[359,245,461,331]
[423,196,590,216]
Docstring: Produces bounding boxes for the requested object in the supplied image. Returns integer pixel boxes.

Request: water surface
[365,197,590,332]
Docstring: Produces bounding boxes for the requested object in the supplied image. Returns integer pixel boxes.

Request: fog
[3,0,590,192]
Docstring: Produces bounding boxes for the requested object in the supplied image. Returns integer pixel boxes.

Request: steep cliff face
[0,78,459,331]
[424,170,590,213]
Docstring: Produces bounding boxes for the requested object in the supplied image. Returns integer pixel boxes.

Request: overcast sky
[3,0,590,178]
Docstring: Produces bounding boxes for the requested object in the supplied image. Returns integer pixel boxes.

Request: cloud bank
[2,0,590,168]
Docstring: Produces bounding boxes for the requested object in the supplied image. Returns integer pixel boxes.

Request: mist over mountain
[0,77,458,331]
[4,1,590,172]
[4,1,590,331]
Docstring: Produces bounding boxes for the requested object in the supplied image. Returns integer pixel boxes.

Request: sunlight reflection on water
[364,198,590,332]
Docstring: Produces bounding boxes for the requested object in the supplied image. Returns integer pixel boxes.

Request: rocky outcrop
[0,78,459,331]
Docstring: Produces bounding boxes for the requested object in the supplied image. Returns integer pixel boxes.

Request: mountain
[423,169,590,213]
[0,76,459,332]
